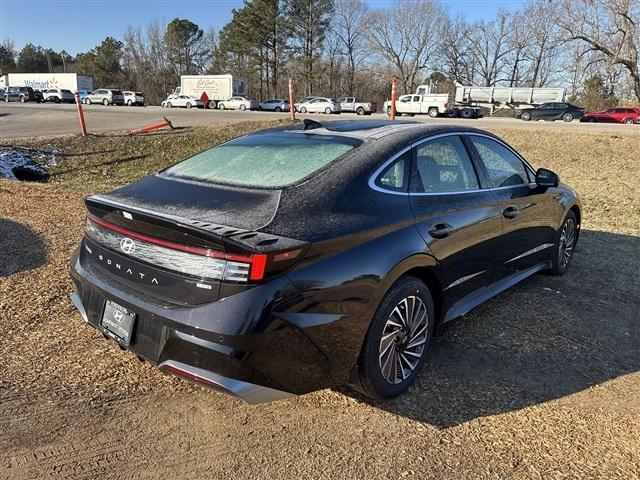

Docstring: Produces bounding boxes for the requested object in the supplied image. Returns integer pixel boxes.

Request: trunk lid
[82,175,307,304]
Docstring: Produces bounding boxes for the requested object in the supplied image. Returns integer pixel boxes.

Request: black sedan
[518,102,585,122]
[70,120,581,403]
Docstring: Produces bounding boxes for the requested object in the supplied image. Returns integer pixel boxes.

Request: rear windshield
[164,133,360,188]
[61,89,72,94]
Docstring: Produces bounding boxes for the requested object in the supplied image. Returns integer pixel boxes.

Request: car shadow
[0,218,47,277]
[343,229,639,428]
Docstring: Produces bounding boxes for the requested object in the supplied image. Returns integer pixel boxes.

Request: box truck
[172,74,247,108]
[0,73,94,93]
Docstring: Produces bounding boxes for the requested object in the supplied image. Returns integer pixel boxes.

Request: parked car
[293,96,318,112]
[85,89,125,106]
[259,99,290,112]
[12,86,44,103]
[123,91,146,106]
[69,119,581,404]
[518,102,584,122]
[338,97,376,115]
[580,106,640,124]
[44,88,76,103]
[298,97,341,114]
[218,96,259,111]
[1,87,21,102]
[161,94,203,109]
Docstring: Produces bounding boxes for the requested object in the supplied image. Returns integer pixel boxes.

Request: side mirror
[536,168,559,188]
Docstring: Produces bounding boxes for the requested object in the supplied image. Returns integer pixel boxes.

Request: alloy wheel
[558,218,576,269]
[378,295,429,385]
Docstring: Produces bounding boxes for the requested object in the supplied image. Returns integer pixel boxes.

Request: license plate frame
[100,300,136,345]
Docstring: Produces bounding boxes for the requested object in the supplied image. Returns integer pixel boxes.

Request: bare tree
[437,15,477,85]
[557,0,640,101]
[331,0,369,95]
[366,0,444,93]
[465,10,514,86]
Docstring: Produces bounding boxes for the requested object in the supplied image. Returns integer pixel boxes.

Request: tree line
[1,0,638,109]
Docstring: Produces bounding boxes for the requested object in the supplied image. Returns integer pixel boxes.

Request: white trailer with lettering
[0,73,94,92]
[172,75,247,109]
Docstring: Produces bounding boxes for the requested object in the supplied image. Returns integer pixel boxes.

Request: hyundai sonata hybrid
[70,120,581,403]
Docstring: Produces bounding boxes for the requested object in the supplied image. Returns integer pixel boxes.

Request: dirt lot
[1,122,639,479]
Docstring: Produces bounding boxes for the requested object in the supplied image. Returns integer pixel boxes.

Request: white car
[123,91,146,106]
[217,96,259,111]
[298,97,341,114]
[162,95,203,109]
[258,99,290,112]
[293,96,317,112]
[43,88,75,103]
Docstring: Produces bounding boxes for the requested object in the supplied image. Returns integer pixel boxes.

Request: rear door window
[164,133,361,188]
[375,150,410,192]
[411,136,479,193]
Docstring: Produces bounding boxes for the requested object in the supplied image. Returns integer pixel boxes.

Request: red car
[581,107,640,124]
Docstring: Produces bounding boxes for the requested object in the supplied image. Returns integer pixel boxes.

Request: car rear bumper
[68,244,359,402]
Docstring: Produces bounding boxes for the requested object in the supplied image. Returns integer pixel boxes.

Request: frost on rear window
[164,133,358,188]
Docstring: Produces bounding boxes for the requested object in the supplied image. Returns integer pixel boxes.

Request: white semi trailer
[172,74,247,108]
[0,73,94,92]
[416,83,567,116]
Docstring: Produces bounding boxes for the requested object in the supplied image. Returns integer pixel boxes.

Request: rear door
[466,134,557,277]
[409,134,503,306]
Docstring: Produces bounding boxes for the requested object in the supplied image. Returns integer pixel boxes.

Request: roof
[262,119,486,141]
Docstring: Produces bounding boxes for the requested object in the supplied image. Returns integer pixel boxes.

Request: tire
[356,107,365,116]
[549,210,578,276]
[386,106,392,116]
[55,97,61,104]
[562,112,573,122]
[460,108,474,119]
[102,98,109,106]
[521,111,531,121]
[85,98,91,105]
[623,118,633,124]
[20,95,26,103]
[447,108,458,118]
[275,107,282,112]
[208,100,217,109]
[300,107,307,113]
[219,103,225,110]
[186,102,192,109]
[239,104,246,111]
[353,276,435,400]
[127,99,133,106]
[166,102,172,108]
[428,107,439,118]
[324,107,332,114]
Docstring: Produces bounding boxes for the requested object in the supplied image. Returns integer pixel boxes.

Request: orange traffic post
[128,117,174,136]
[288,77,296,121]
[75,91,88,136]
[390,77,398,120]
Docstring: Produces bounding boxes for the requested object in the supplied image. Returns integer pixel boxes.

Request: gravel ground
[0,124,639,479]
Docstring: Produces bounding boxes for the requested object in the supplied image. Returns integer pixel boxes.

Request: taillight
[85,214,268,282]
[444,101,449,109]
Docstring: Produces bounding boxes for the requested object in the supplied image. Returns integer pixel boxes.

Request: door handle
[503,206,519,219]
[428,223,454,239]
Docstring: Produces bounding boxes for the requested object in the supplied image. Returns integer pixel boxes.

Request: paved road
[1,101,638,139]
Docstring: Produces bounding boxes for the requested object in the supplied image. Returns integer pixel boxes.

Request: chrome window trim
[368,131,538,196]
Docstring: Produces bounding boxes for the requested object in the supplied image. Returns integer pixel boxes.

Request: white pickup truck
[383,94,449,117]
[337,97,376,115]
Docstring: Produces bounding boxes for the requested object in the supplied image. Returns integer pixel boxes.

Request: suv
[5,86,43,103]
[85,89,125,106]
[44,88,76,103]
[123,91,146,106]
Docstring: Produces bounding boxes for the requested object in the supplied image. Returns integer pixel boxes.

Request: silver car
[85,89,125,106]
[298,97,341,114]
[258,99,290,112]
[43,88,75,103]
[218,96,259,111]
[162,95,203,109]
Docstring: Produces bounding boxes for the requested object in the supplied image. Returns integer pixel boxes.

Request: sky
[0,0,526,55]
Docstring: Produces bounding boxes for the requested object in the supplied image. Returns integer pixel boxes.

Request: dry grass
[0,122,639,479]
